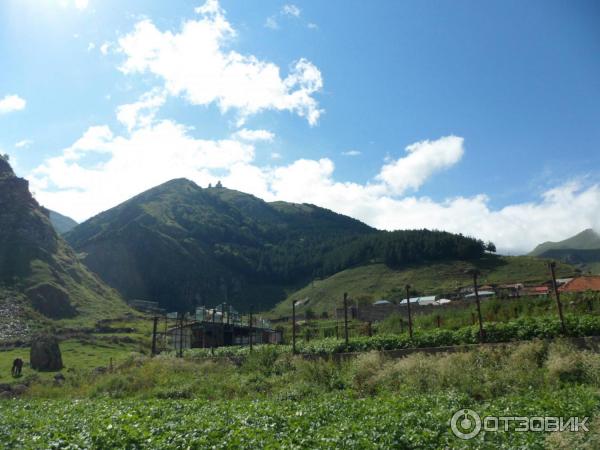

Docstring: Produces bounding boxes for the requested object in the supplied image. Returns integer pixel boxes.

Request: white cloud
[244,156,600,255]
[341,149,361,156]
[31,120,254,221]
[281,4,301,17]
[116,88,167,132]
[0,95,26,114]
[118,0,323,125]
[267,4,305,31]
[23,2,600,255]
[29,125,600,254]
[74,0,89,9]
[264,17,279,30]
[194,0,220,15]
[15,139,33,149]
[100,42,111,55]
[307,23,318,30]
[87,42,96,52]
[233,128,275,142]
[377,135,464,195]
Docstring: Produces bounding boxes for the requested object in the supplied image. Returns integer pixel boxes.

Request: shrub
[350,351,384,395]
[545,341,587,384]
[294,357,346,391]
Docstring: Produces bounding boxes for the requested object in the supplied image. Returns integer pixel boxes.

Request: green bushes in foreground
[24,340,600,402]
[183,314,600,358]
[5,341,600,449]
[0,390,597,449]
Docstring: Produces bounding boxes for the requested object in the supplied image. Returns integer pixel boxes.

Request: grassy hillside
[65,180,375,312]
[530,228,600,256]
[2,341,600,448]
[0,156,131,337]
[48,210,78,234]
[66,179,487,313]
[271,255,576,316]
[529,229,600,274]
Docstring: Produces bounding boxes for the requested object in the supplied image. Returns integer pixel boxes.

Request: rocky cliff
[0,156,129,325]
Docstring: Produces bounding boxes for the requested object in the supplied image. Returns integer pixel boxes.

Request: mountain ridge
[48,209,78,235]
[529,228,600,274]
[530,228,600,256]
[0,156,129,330]
[66,178,488,312]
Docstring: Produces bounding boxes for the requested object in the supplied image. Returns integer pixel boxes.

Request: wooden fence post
[549,261,567,334]
[343,292,349,347]
[405,284,413,339]
[151,316,159,356]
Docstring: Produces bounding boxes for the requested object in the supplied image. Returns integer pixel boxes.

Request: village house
[559,276,600,293]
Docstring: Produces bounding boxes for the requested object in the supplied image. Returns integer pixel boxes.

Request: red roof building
[559,276,600,293]
[523,286,549,296]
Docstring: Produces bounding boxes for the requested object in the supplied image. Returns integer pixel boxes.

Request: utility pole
[163,314,168,351]
[230,304,235,346]
[151,316,159,356]
[292,300,297,354]
[211,308,216,353]
[549,261,567,333]
[467,269,485,342]
[405,284,413,339]
[249,305,253,351]
[178,312,184,358]
[343,292,349,347]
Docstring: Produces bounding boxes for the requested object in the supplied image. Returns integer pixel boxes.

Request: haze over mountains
[48,210,78,235]
[64,178,488,312]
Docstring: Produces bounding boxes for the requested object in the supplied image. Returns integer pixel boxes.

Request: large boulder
[30,334,63,371]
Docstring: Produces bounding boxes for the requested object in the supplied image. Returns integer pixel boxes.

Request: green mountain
[272,256,577,317]
[48,210,78,234]
[0,156,128,328]
[529,229,600,274]
[530,229,600,256]
[65,179,488,312]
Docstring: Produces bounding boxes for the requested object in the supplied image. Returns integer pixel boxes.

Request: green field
[0,315,153,384]
[1,340,599,448]
[0,339,147,385]
[271,255,576,317]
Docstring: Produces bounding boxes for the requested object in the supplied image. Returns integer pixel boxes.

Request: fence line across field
[154,263,598,355]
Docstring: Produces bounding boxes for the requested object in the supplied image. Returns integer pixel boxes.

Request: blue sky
[1,0,599,253]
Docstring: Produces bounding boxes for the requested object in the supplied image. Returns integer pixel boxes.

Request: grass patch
[272,256,575,317]
[2,342,600,448]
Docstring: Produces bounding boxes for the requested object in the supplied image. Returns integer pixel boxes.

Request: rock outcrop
[0,155,129,328]
[30,334,63,371]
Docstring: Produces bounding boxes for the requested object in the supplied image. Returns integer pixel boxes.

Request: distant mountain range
[65,178,488,312]
[2,148,585,324]
[0,156,128,323]
[530,229,600,255]
[529,229,600,273]
[48,210,78,234]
